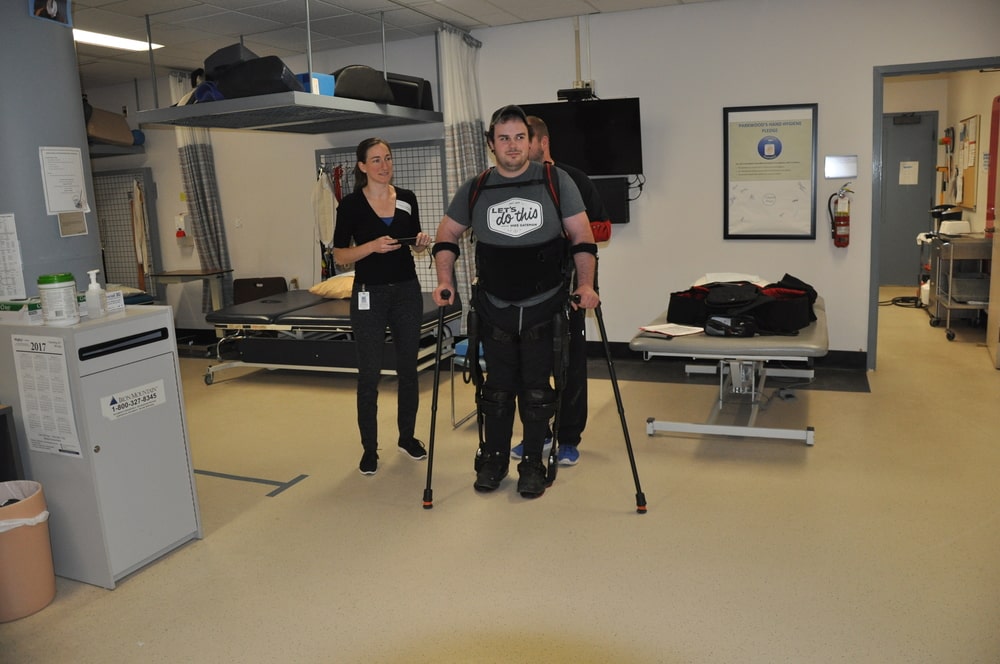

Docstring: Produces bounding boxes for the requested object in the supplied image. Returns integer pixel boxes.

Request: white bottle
[86,269,107,319]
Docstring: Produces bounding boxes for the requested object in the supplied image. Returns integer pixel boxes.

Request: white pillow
[105,284,144,295]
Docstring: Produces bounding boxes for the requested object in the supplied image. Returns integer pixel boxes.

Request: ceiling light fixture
[73,29,163,52]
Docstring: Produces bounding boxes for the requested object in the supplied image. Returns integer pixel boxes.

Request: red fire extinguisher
[829,183,853,248]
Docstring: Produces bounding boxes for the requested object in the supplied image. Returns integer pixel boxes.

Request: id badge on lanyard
[358,286,370,310]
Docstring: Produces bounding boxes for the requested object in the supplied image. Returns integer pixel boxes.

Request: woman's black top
[333,187,421,286]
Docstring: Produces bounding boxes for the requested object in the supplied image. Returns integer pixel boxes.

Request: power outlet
[289,278,299,290]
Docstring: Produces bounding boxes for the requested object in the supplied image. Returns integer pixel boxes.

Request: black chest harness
[469,165,570,301]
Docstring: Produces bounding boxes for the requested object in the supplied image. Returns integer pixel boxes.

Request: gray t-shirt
[446,162,586,247]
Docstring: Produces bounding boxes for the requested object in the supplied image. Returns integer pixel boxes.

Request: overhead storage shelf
[88,144,145,158]
[134,91,442,135]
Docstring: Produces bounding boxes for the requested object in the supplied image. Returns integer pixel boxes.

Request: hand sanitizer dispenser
[86,269,107,319]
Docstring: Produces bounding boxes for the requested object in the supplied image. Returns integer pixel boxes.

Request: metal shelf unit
[88,144,145,158]
[134,91,442,135]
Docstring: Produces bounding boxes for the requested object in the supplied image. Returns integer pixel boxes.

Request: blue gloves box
[295,73,335,96]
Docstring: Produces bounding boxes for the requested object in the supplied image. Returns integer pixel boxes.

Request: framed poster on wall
[724,103,817,239]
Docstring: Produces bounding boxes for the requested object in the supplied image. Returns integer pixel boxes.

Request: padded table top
[629,298,828,360]
[207,290,463,329]
[275,297,352,326]
[276,292,461,327]
[206,290,325,325]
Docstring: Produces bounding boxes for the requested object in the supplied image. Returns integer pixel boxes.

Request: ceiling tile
[200,0,287,9]
[237,0,351,23]
[321,0,401,14]
[241,26,310,49]
[99,0,200,17]
[175,10,285,36]
[308,13,384,38]
[588,0,682,9]
[489,0,598,22]
[72,7,157,40]
[381,7,441,29]
[148,5,229,23]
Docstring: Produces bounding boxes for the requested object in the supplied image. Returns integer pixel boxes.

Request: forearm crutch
[422,289,451,509]
[593,299,648,514]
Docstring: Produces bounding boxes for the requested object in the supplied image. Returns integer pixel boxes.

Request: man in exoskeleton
[431,105,599,499]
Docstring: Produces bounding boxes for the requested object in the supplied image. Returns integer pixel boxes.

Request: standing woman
[333,138,433,475]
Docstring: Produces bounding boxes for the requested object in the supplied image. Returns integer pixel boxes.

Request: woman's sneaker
[359,449,378,475]
[398,438,427,460]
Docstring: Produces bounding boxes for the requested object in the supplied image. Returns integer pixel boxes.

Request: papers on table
[639,323,704,339]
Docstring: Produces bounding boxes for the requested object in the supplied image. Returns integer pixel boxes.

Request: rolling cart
[928,234,992,340]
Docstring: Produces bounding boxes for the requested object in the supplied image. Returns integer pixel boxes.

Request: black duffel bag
[667,281,765,326]
[667,276,817,335]
[215,56,303,100]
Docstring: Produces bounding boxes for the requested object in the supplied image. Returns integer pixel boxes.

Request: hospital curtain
[168,72,234,312]
[436,27,488,320]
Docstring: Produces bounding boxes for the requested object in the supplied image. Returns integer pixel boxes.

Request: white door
[83,352,198,579]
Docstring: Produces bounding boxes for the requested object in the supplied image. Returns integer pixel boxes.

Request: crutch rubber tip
[422,502,433,509]
[422,489,433,509]
[636,493,648,514]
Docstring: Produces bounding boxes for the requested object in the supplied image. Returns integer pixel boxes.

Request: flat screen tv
[518,98,643,176]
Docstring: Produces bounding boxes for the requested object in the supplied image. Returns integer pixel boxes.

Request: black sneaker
[474,452,508,492]
[359,449,378,475]
[398,438,427,460]
[516,456,547,498]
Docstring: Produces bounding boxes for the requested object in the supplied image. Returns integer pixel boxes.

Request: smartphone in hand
[394,236,418,246]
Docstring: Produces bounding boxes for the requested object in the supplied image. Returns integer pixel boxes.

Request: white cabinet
[0,307,201,588]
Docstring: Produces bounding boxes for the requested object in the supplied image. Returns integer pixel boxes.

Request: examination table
[203,290,462,384]
[629,297,828,445]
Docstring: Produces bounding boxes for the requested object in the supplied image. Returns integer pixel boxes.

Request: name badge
[358,290,370,310]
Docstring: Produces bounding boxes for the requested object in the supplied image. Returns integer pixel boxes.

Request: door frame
[868,57,1000,370]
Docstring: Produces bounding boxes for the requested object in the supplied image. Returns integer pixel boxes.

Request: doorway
[869,56,1000,370]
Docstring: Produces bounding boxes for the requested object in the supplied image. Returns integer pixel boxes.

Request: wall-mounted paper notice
[39,146,90,215]
[899,161,919,186]
[0,213,26,298]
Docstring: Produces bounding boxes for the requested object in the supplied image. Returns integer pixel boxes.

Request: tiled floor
[2,287,999,663]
